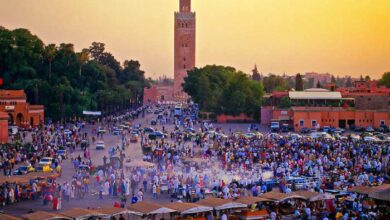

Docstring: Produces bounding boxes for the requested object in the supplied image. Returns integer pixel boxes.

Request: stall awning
[22,211,70,220]
[0,213,22,220]
[164,202,213,215]
[128,201,176,215]
[260,192,306,202]
[197,197,247,210]
[368,184,390,202]
[98,207,128,216]
[235,196,273,205]
[61,208,103,219]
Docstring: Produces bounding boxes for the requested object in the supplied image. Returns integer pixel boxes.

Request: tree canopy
[379,72,390,88]
[183,65,264,119]
[0,27,149,121]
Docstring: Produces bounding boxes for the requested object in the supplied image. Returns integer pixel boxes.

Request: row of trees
[183,65,264,120]
[0,27,149,121]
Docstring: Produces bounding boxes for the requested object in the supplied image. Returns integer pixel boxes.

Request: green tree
[345,77,353,87]
[379,72,390,88]
[76,48,89,76]
[183,65,264,120]
[295,73,304,91]
[331,75,336,84]
[43,44,57,81]
[279,96,291,109]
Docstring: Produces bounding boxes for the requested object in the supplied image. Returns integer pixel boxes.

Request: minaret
[174,0,196,101]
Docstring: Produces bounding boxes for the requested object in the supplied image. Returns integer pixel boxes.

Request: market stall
[22,211,71,220]
[0,213,22,220]
[196,197,247,210]
[61,208,104,220]
[128,201,176,219]
[98,207,129,219]
[260,191,306,202]
[164,202,213,215]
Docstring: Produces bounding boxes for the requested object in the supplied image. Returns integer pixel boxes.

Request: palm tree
[76,48,90,76]
[43,44,57,81]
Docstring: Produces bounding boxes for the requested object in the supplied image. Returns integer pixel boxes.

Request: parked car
[148,131,165,140]
[300,127,311,134]
[95,141,105,150]
[270,121,280,132]
[56,149,68,159]
[130,134,138,143]
[13,165,35,175]
[366,126,375,132]
[38,157,53,166]
[35,164,53,173]
[143,127,155,133]
[151,120,157,125]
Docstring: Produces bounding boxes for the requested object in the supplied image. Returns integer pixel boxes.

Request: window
[185,23,188,28]
[380,120,385,126]
[311,120,317,127]
[182,23,184,28]
[299,120,304,127]
[183,64,186,69]
[183,57,186,61]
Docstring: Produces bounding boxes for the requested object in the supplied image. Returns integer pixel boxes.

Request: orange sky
[1,0,389,78]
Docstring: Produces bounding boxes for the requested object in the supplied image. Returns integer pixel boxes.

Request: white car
[39,157,53,166]
[363,136,380,142]
[95,141,105,150]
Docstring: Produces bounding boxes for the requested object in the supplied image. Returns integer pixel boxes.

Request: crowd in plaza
[0,104,388,219]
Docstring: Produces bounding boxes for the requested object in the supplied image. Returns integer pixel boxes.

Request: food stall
[128,201,176,220]
[22,211,71,220]
[234,197,271,220]
[164,202,213,220]
[0,213,22,220]
[61,208,104,220]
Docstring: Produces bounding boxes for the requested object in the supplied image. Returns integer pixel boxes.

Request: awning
[197,197,247,210]
[61,208,103,219]
[235,196,273,205]
[164,202,213,215]
[368,184,390,202]
[98,207,128,216]
[0,213,22,220]
[128,201,176,215]
[294,191,335,201]
[0,176,30,185]
[22,211,71,220]
[260,192,306,202]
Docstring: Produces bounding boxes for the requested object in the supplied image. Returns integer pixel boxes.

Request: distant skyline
[0,0,389,79]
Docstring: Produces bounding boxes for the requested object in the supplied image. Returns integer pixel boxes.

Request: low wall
[217,113,253,123]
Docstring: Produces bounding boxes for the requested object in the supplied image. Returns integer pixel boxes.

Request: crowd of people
[0,104,388,219]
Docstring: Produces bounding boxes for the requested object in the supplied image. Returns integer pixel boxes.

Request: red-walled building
[0,90,44,128]
[261,86,389,131]
[0,112,8,144]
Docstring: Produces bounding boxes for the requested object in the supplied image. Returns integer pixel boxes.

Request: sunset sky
[1,0,389,79]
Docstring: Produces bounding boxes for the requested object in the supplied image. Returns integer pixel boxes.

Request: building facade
[261,88,389,131]
[0,112,8,144]
[174,0,196,99]
[0,90,44,128]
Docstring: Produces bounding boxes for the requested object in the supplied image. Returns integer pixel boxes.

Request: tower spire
[180,0,191,12]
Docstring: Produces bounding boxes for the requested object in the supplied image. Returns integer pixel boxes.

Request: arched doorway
[8,114,14,125]
[16,113,24,127]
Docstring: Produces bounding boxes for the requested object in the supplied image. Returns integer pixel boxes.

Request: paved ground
[2,110,264,217]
